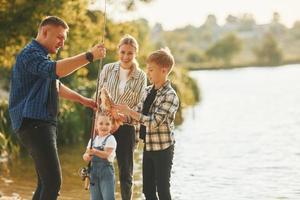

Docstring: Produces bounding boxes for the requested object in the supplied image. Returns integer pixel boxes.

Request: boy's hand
[113,104,131,115]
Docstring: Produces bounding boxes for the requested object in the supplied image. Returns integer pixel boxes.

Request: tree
[0,0,94,69]
[252,33,283,65]
[290,21,300,39]
[239,13,256,31]
[205,33,242,65]
[186,49,203,63]
[0,0,153,69]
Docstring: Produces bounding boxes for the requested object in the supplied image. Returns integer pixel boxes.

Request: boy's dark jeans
[143,145,174,200]
[16,118,61,200]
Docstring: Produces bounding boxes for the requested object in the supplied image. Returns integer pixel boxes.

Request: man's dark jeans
[113,124,135,200]
[17,118,61,200]
[143,145,174,200]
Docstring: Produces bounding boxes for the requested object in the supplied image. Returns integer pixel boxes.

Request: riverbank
[186,59,300,70]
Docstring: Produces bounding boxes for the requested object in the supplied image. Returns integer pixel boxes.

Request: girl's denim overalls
[90,135,115,200]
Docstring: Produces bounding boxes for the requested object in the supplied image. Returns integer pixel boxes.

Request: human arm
[114,104,141,122]
[59,82,96,110]
[86,147,114,159]
[23,44,105,79]
[83,149,92,162]
[115,91,179,129]
[56,44,106,78]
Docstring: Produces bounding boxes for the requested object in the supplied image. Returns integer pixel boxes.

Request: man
[8,16,106,200]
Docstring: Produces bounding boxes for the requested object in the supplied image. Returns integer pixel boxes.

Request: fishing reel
[79,167,90,181]
[79,167,90,190]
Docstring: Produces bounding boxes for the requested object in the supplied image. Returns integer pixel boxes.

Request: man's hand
[90,44,106,61]
[81,97,97,110]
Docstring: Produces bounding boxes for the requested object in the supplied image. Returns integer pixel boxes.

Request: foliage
[171,67,200,125]
[290,21,300,39]
[57,100,93,144]
[206,33,242,65]
[0,0,93,69]
[186,49,205,63]
[0,100,19,157]
[252,33,283,65]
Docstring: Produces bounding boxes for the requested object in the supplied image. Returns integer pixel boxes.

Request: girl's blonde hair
[96,111,113,123]
[118,34,139,69]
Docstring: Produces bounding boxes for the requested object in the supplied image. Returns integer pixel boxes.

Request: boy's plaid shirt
[130,80,179,151]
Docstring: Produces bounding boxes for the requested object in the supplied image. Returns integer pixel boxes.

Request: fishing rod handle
[84,176,90,190]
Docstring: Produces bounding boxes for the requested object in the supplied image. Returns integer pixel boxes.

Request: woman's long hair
[118,34,139,71]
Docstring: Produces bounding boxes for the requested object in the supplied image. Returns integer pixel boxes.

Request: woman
[97,34,147,200]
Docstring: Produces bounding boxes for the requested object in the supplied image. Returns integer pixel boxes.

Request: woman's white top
[87,135,117,162]
[118,67,130,96]
[97,62,147,108]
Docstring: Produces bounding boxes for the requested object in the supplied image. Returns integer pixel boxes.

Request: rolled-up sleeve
[23,50,57,80]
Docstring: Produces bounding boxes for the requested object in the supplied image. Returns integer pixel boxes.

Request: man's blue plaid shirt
[9,39,58,131]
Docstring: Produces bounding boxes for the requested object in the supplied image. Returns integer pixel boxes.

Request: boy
[114,48,179,200]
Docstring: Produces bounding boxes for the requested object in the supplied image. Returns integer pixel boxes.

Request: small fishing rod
[81,0,107,190]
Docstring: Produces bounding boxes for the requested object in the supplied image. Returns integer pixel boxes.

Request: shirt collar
[113,62,141,79]
[31,39,49,55]
[150,80,171,95]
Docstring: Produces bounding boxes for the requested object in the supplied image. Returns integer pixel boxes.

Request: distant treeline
[150,12,300,69]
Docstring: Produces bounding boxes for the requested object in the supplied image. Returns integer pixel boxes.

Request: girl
[83,112,117,200]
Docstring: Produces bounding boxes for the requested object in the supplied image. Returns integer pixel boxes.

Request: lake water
[1,64,300,199]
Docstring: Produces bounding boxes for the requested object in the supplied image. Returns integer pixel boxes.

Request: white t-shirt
[119,67,130,95]
[87,135,117,162]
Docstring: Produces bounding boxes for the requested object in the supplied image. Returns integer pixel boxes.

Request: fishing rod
[80,0,107,190]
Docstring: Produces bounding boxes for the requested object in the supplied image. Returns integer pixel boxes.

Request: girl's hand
[86,148,96,156]
[91,148,99,156]
[83,153,92,162]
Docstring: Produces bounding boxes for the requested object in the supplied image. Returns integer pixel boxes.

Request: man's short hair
[39,16,69,30]
[147,47,175,71]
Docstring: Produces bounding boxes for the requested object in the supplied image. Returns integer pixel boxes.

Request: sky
[92,0,300,30]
